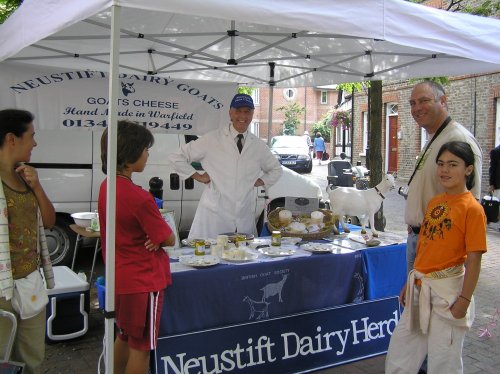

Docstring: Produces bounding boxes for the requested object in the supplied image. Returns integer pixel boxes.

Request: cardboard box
[45,266,90,343]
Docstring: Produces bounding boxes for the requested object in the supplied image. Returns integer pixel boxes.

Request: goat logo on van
[121,81,136,96]
[243,274,289,321]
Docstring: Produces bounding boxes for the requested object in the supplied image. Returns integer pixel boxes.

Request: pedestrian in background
[386,141,487,373]
[314,132,326,165]
[303,130,313,158]
[0,109,56,374]
[99,120,175,374]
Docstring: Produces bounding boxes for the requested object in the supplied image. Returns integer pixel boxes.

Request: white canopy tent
[1,0,499,372]
[1,0,499,86]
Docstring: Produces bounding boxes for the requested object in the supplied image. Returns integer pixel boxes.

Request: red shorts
[115,290,164,351]
[316,151,324,159]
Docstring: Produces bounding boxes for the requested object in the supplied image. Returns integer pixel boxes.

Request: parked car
[270,135,313,173]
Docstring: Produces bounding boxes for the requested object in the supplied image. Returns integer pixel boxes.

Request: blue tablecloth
[161,237,406,336]
[161,250,365,335]
[363,243,406,300]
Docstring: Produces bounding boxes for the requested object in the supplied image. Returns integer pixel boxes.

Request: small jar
[90,210,100,231]
[194,240,206,256]
[271,231,282,247]
[235,234,246,248]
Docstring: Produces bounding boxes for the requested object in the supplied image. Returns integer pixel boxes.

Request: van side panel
[31,130,93,211]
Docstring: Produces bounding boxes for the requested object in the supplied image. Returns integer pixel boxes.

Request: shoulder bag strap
[407,116,451,186]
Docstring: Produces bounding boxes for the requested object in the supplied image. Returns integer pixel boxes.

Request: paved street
[41,163,500,373]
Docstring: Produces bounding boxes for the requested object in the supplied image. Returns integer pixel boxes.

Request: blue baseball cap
[230,94,255,109]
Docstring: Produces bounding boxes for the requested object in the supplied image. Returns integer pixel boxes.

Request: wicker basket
[267,207,335,240]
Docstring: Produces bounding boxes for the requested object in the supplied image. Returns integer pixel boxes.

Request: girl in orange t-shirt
[386,141,487,373]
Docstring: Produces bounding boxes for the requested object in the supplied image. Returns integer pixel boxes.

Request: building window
[496,98,500,147]
[283,88,296,101]
[320,91,328,104]
[250,121,259,137]
[388,103,398,115]
[252,88,260,106]
[362,111,368,155]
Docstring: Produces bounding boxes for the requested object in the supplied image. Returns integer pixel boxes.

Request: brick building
[250,0,499,197]
[347,0,500,195]
[250,87,339,144]
[350,73,500,193]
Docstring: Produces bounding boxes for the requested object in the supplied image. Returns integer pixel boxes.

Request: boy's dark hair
[0,109,35,147]
[436,140,475,190]
[101,120,154,174]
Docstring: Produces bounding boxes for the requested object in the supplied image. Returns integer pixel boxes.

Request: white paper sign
[284,196,320,214]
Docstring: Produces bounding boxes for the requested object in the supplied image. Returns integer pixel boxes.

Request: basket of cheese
[267,207,336,240]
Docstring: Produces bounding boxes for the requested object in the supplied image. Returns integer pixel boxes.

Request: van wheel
[44,215,76,266]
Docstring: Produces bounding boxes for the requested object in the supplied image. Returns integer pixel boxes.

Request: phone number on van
[62,119,193,130]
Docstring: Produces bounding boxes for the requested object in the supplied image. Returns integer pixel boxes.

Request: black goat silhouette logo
[121,82,135,96]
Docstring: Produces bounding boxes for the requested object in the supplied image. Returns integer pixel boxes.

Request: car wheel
[304,162,312,173]
[44,215,76,266]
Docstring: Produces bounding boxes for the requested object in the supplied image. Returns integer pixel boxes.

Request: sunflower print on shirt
[421,202,452,241]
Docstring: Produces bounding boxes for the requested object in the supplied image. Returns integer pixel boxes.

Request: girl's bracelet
[459,295,471,303]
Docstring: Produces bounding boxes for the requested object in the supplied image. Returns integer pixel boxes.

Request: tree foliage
[409,0,499,16]
[336,82,369,94]
[237,86,255,96]
[310,122,331,143]
[0,0,22,24]
[276,102,305,135]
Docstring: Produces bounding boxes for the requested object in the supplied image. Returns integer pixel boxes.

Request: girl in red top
[98,121,175,373]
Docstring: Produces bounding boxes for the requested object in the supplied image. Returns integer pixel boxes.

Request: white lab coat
[168,125,283,239]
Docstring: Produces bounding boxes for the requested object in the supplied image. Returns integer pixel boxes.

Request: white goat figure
[328,174,395,237]
[260,274,288,302]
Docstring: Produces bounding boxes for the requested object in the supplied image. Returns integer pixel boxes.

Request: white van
[31,130,323,265]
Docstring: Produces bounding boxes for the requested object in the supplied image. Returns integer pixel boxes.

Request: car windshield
[271,136,307,148]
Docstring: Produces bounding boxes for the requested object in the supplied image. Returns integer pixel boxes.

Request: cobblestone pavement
[41,164,500,373]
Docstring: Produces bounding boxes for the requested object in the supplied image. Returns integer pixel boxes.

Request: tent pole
[266,62,276,146]
[105,4,121,373]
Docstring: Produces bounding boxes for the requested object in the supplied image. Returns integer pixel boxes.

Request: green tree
[409,0,499,16]
[310,120,331,143]
[0,0,22,24]
[276,102,305,135]
[237,86,255,96]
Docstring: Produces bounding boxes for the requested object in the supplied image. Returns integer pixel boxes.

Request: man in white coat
[168,93,283,239]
